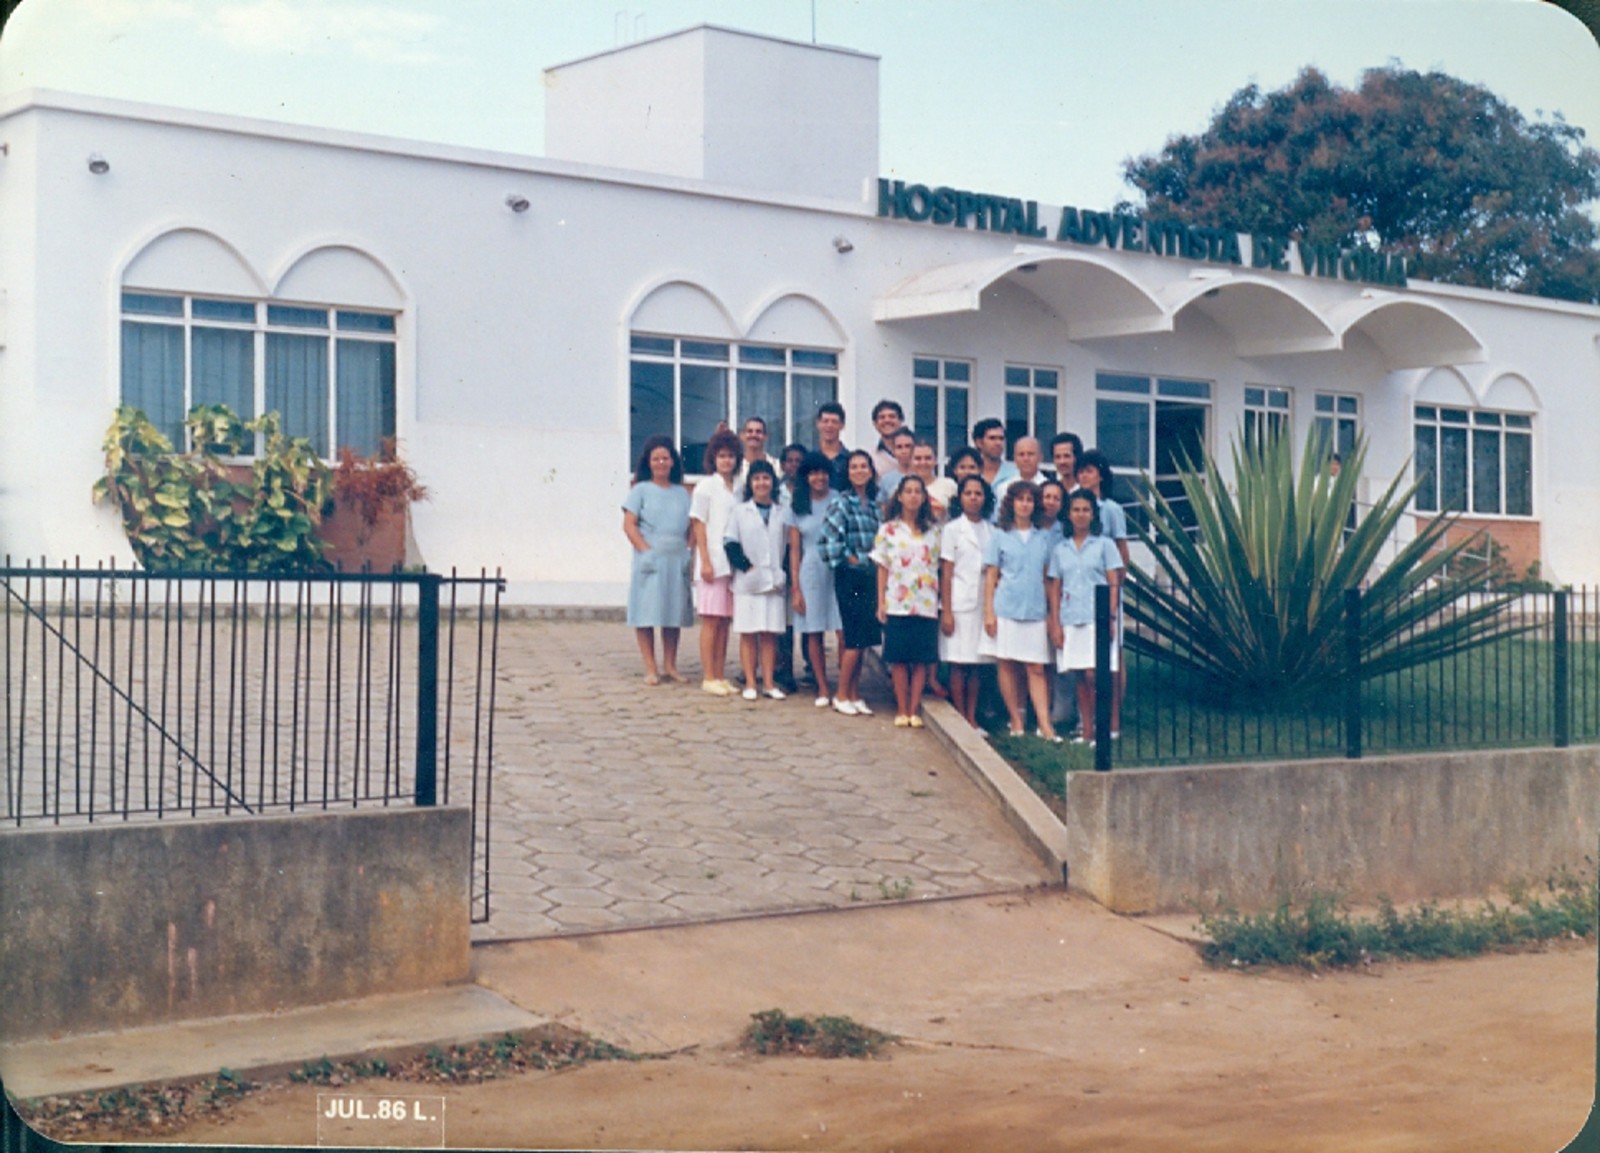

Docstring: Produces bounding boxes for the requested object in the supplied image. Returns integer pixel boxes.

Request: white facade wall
[2,56,1598,603]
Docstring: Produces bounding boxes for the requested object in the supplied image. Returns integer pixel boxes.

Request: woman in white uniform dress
[938,474,994,727]
[723,460,792,701]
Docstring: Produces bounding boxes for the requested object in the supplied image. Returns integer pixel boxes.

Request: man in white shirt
[1011,437,1045,486]
[734,415,779,487]
[869,399,905,479]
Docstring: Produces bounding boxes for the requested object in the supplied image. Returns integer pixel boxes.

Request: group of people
[622,399,1128,741]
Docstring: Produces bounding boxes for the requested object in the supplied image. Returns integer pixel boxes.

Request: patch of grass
[984,727,1094,810]
[14,1024,637,1142]
[740,1009,896,1059]
[1200,870,1599,971]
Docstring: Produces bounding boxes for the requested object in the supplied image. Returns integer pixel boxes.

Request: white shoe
[832,699,859,716]
[764,687,786,701]
[852,700,873,716]
[741,687,758,701]
[814,696,831,708]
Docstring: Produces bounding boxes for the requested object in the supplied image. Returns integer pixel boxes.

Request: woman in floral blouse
[871,475,941,728]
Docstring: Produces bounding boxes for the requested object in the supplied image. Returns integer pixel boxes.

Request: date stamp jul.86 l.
[316,1093,446,1148]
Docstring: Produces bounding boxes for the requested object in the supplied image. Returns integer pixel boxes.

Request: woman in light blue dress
[622,434,694,684]
[787,452,843,708]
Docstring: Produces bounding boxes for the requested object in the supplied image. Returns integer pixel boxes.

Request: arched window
[1412,372,1535,517]
[120,235,401,457]
[627,285,842,469]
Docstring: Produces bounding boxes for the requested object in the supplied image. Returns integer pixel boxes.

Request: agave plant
[1125,426,1526,700]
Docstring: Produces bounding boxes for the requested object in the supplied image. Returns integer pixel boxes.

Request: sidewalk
[475,620,1055,940]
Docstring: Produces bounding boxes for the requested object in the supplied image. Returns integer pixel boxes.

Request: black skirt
[882,614,939,665]
[834,563,881,651]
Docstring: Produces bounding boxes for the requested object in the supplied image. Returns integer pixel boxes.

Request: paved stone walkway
[472,620,1053,941]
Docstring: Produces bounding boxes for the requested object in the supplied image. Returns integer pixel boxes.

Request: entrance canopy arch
[874,249,1167,340]
[1163,273,1337,357]
[1329,294,1486,369]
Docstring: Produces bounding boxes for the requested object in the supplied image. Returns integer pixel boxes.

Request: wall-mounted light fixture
[505,193,530,213]
[832,235,854,253]
[87,153,110,175]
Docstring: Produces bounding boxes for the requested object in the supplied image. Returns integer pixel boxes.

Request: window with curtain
[118,292,397,457]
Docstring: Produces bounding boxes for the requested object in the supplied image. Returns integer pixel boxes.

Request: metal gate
[2,563,503,922]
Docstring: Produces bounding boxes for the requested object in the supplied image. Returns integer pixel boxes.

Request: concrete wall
[0,806,471,1043]
[1064,746,1600,914]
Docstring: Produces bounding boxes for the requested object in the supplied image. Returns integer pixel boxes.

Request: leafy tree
[1122,66,1600,303]
[1125,427,1526,702]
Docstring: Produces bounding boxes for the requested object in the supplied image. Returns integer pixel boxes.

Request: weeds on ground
[848,877,915,902]
[1200,869,1599,970]
[14,1024,638,1142]
[740,1009,896,1059]
[11,1068,259,1140]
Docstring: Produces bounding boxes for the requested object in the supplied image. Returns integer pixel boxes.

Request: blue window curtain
[335,339,396,456]
[736,368,785,446]
[121,321,185,446]
[266,333,330,456]
[191,327,254,421]
[789,373,836,448]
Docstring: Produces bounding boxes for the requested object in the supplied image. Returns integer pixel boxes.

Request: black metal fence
[2,563,503,922]
[1086,583,1600,770]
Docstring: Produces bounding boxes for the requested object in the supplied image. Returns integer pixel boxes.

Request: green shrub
[1201,872,1598,970]
[93,404,332,572]
[741,1009,895,1058]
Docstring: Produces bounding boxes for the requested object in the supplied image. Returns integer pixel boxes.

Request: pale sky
[1,0,1597,212]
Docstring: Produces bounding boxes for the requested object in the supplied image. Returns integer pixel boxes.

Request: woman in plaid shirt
[818,449,882,716]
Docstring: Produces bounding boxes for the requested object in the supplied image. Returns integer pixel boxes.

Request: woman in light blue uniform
[622,434,694,684]
[1045,490,1124,743]
[787,452,843,708]
[980,480,1062,741]
[1075,449,1131,736]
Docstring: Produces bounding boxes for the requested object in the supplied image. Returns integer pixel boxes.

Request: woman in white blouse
[938,474,995,728]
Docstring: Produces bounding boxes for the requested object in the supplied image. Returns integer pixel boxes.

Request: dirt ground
[62,890,1600,1151]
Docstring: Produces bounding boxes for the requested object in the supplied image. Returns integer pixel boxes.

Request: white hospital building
[1,24,1597,602]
